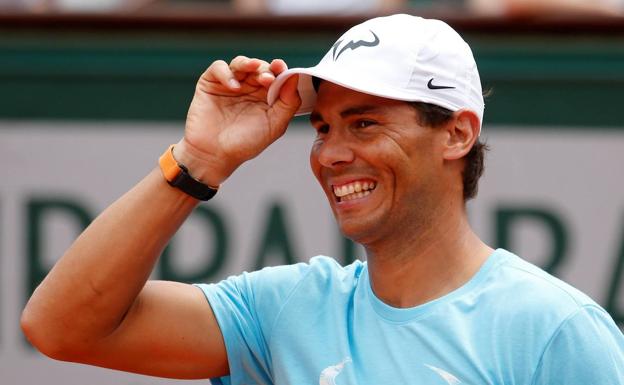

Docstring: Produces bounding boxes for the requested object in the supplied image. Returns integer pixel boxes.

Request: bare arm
[23,170,226,378]
[20,56,301,379]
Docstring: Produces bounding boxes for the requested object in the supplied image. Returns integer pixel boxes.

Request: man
[21,14,623,384]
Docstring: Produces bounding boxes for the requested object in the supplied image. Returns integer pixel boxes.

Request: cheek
[309,143,323,182]
[382,140,440,195]
[374,139,415,176]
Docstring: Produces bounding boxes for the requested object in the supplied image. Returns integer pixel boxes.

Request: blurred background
[2,1,624,384]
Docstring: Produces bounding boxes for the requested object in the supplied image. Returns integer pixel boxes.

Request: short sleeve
[195,263,312,385]
[531,305,624,385]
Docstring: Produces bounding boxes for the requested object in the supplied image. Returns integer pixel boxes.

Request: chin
[336,218,379,246]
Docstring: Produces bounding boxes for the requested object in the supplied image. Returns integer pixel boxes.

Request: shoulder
[197,256,364,311]
[474,249,613,344]
[304,256,366,286]
[472,250,623,381]
[531,304,624,384]
[253,256,366,300]
[245,256,366,323]
[488,249,597,314]
[248,255,364,289]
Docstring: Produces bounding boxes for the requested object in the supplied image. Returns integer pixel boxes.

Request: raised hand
[175,56,301,187]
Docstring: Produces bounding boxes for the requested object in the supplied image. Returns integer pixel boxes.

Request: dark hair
[408,102,488,201]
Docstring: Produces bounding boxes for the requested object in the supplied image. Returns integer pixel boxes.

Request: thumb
[271,74,302,117]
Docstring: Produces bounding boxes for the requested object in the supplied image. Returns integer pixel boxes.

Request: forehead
[310,81,411,120]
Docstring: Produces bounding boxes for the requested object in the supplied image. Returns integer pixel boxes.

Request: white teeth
[334,181,375,197]
[333,180,377,199]
[334,181,375,201]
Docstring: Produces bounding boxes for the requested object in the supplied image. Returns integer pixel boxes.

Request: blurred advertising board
[1,121,623,384]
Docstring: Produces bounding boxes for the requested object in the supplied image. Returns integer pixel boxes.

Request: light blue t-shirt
[197,249,624,384]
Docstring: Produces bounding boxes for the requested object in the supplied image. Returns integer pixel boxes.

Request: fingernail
[229,79,240,89]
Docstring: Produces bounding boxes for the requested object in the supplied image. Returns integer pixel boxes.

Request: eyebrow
[339,105,384,118]
[309,104,384,125]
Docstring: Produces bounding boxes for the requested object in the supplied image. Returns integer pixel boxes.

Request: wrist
[173,138,230,187]
[159,144,218,201]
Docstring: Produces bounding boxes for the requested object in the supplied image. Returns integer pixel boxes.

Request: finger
[256,71,276,88]
[248,59,276,88]
[230,55,262,75]
[269,59,288,75]
[253,59,289,89]
[230,56,277,88]
[235,59,275,88]
[206,59,240,90]
[274,74,301,112]
[267,74,301,137]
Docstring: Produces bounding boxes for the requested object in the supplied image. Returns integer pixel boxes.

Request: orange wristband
[158,145,218,201]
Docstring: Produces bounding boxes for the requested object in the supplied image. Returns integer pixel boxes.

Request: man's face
[309,82,451,246]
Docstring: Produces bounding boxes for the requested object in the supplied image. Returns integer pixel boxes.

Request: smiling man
[22,14,623,385]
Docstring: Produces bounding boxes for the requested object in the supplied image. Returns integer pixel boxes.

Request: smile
[333,180,377,202]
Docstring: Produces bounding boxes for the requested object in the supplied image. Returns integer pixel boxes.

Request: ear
[442,109,480,161]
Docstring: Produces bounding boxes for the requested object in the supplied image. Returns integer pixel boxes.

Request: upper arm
[79,261,314,382]
[81,280,229,379]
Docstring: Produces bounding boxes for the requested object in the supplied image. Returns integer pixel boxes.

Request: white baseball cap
[267,14,484,127]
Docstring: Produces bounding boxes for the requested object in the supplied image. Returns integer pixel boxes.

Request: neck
[364,204,493,308]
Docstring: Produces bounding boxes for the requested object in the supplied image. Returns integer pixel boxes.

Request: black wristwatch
[159,145,218,201]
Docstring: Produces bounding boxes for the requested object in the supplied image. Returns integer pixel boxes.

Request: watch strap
[159,144,218,201]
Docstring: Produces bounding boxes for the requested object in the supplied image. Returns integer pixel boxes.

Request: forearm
[22,167,199,355]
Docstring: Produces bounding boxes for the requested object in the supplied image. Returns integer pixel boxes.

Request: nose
[313,129,355,168]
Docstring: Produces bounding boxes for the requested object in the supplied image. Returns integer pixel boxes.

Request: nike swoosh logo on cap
[427,78,455,90]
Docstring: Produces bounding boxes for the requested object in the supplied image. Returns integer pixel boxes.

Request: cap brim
[267,67,319,116]
[268,65,469,118]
